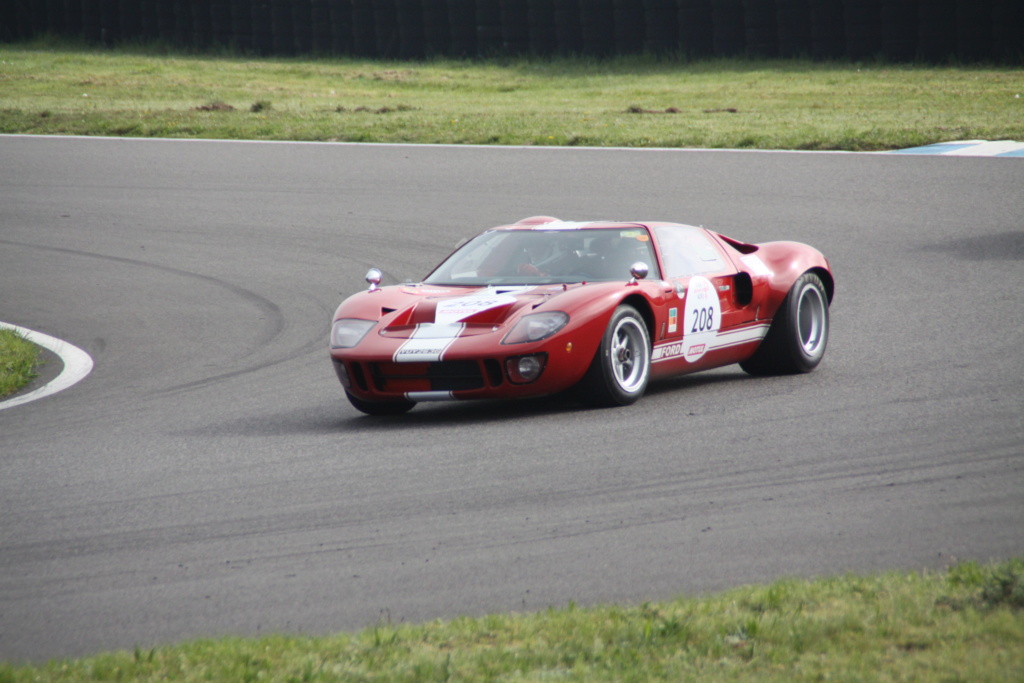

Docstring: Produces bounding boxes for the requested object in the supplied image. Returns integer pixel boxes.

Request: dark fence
[2,0,1021,63]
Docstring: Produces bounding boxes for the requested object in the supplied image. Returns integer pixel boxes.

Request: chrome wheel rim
[610,317,649,393]
[797,284,827,357]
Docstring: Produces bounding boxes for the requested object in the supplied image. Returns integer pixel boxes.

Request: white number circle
[682,276,721,362]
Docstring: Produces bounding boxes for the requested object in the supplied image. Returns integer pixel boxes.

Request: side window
[585,229,661,280]
[653,225,727,278]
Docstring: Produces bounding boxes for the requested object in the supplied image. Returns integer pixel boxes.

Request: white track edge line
[0,133,861,154]
[0,322,94,411]
[2,134,1021,156]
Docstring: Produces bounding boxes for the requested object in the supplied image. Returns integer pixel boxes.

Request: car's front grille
[368,360,499,393]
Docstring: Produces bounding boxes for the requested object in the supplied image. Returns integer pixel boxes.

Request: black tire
[741,272,829,376]
[346,391,415,416]
[577,305,651,407]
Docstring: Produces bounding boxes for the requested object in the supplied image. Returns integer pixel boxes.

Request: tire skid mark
[0,238,284,348]
[0,238,296,393]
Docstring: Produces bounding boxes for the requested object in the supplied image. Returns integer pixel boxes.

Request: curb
[0,322,94,411]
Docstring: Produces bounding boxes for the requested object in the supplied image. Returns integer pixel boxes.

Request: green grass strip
[0,328,39,397]
[1,559,1021,681]
[2,40,1022,150]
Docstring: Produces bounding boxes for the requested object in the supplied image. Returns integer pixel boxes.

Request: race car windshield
[423,228,661,286]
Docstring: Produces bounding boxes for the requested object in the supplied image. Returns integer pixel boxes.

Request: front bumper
[332,335,594,402]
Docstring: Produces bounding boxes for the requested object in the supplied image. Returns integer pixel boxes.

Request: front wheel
[345,391,415,416]
[740,272,829,376]
[576,305,651,407]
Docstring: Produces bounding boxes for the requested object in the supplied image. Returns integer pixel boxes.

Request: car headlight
[501,312,569,344]
[331,319,376,348]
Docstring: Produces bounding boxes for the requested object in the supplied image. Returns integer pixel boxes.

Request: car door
[649,224,749,368]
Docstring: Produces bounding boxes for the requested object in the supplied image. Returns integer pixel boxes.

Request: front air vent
[483,359,504,387]
[369,361,485,392]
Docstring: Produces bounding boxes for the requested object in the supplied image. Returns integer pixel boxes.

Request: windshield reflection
[424,228,661,286]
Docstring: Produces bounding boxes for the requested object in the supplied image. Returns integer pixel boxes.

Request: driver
[517,233,584,277]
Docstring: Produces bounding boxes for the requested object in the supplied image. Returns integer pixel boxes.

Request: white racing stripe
[393,288,521,363]
[652,323,770,363]
[709,323,771,351]
[0,322,94,411]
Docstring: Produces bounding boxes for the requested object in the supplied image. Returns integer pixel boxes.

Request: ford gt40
[330,217,833,415]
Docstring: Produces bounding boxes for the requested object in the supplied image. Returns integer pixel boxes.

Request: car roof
[499,217,687,231]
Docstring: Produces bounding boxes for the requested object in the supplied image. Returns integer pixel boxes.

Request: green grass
[1,559,1021,681]
[2,40,1022,150]
[0,328,39,397]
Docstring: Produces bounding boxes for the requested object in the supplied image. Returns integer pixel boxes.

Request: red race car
[330,217,833,415]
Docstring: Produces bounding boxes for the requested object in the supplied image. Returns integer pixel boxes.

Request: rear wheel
[345,391,415,416]
[577,305,651,407]
[741,272,829,375]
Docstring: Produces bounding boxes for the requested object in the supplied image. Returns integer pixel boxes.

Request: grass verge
[0,559,1021,681]
[0,327,39,397]
[1,40,1022,150]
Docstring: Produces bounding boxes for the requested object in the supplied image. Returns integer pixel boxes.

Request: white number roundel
[682,276,721,362]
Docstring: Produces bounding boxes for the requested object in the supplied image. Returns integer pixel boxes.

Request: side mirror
[629,261,649,284]
[365,268,382,292]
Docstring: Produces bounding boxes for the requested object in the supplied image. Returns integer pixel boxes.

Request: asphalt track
[1,135,1021,663]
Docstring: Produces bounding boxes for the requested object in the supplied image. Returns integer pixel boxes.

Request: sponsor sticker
[402,287,454,296]
[618,229,650,242]
[653,342,684,361]
[436,294,515,324]
[433,287,526,324]
[538,221,593,230]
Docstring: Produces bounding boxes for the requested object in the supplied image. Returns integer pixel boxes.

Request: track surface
[1,136,1021,662]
